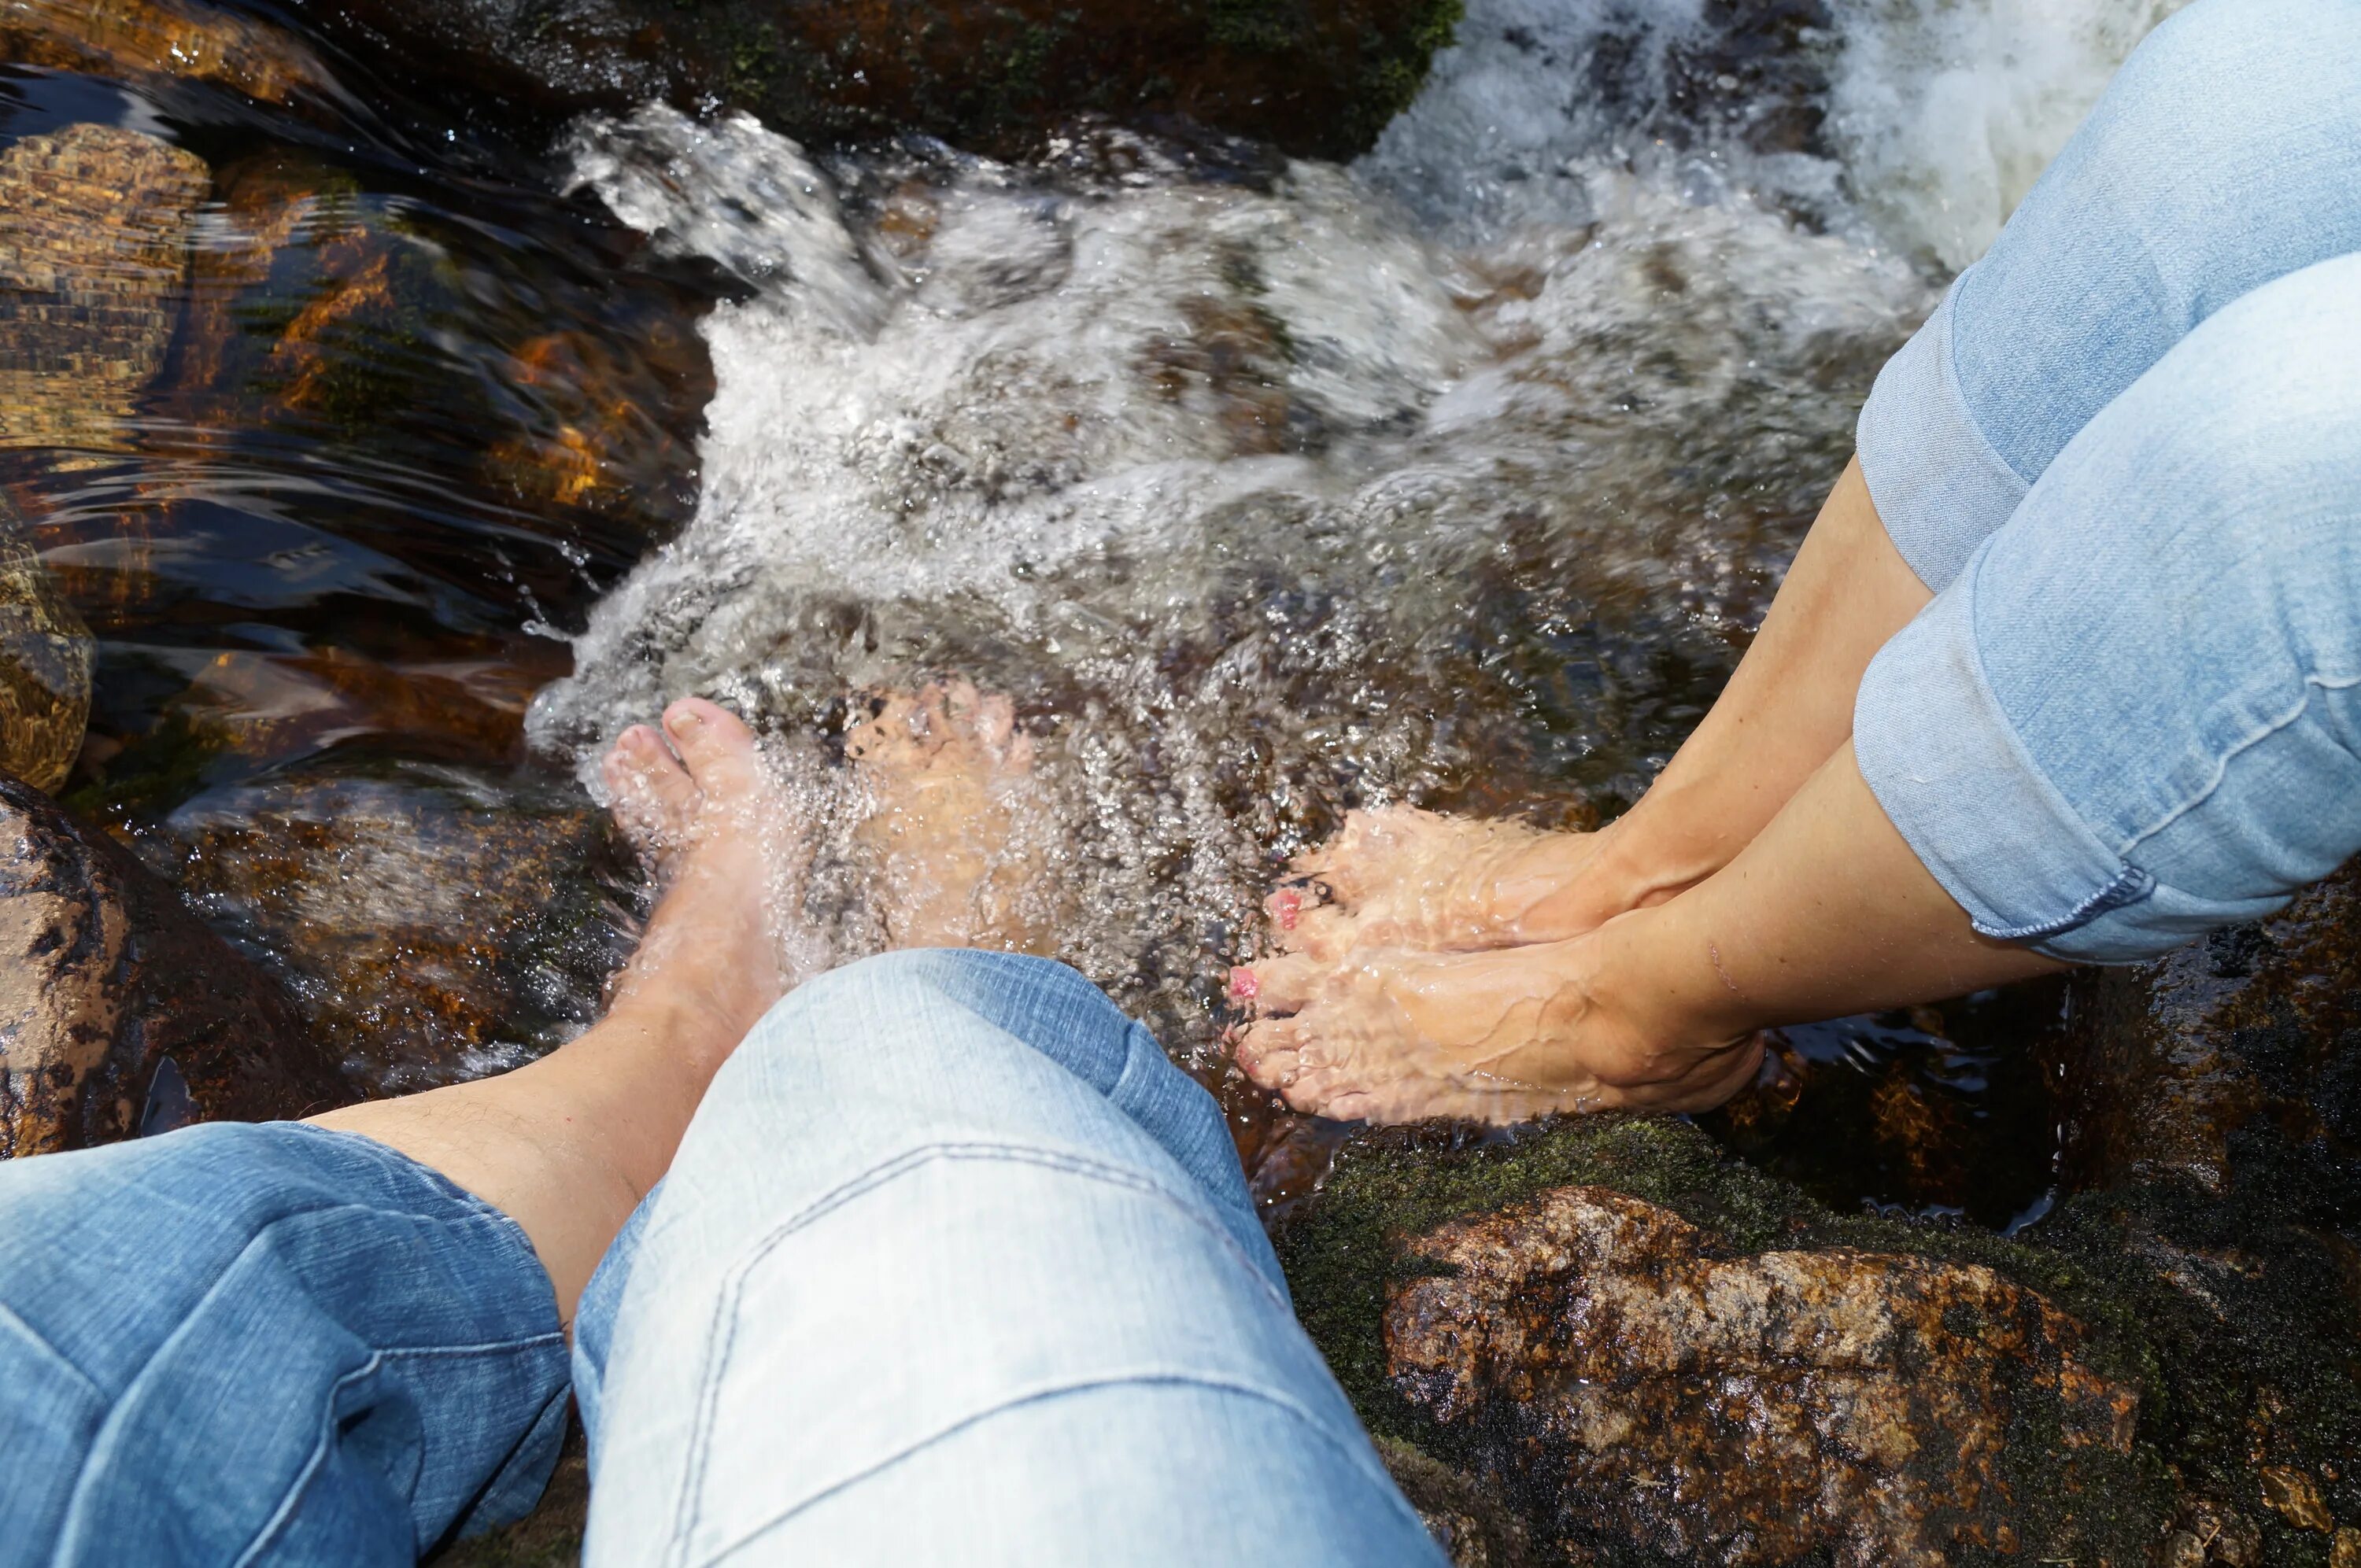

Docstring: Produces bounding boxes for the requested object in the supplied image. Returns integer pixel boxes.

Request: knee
[2078,0,2361,245]
[2101,257,2361,581]
[745,947,1140,1091]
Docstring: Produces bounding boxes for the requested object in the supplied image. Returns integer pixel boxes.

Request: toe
[606,724,698,817]
[1244,952,1324,1014]
[1233,1018,1306,1089]
[663,699,763,798]
[1312,1088,1377,1123]
[1281,903,1358,962]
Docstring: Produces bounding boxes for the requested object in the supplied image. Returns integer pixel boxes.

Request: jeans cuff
[1856,275,2031,593]
[1855,573,2156,957]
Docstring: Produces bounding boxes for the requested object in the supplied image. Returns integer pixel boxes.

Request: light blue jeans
[0,950,1443,1566]
[1854,0,2361,962]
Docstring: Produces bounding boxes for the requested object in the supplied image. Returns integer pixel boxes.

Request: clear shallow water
[11,0,2182,1216]
[529,0,2175,1221]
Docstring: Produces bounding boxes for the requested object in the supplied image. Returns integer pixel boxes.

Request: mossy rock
[1278,1113,2357,1566]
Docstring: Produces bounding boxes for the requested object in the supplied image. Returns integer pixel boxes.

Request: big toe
[663,698,764,801]
[604,725,697,832]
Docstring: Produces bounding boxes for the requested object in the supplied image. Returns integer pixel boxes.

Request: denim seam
[1937,267,2038,489]
[2117,670,2361,858]
[691,1372,1425,1568]
[663,1138,1298,1566]
[224,1335,570,1568]
[54,1190,557,1568]
[0,1298,105,1404]
[1949,547,2156,940]
[1972,863,2156,943]
[284,1123,556,1269]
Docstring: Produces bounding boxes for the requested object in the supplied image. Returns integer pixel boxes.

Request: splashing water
[529,0,2180,1055]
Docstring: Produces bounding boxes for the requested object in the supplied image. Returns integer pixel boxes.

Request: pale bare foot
[846,679,1050,951]
[1264,808,1613,964]
[1232,913,1760,1125]
[600,695,800,1046]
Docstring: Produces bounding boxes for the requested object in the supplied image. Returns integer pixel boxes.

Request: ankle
[1578,795,1731,913]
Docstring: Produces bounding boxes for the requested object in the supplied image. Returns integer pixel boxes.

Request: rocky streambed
[0,0,2354,1564]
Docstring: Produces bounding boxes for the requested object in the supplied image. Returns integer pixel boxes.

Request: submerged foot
[600,696,804,1046]
[846,679,1052,952]
[1263,807,1614,965]
[1232,912,1760,1126]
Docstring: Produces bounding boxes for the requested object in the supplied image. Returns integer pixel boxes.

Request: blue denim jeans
[0,950,1443,1566]
[1853,0,2361,961]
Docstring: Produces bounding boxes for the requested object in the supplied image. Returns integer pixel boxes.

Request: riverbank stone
[1277,1101,2358,1566]
[0,773,347,1158]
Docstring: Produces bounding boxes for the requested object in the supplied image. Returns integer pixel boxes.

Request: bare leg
[1237,743,2061,1123]
[1261,459,1929,965]
[309,698,799,1323]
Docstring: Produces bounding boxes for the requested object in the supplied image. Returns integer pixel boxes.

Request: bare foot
[600,696,801,1047]
[846,679,1050,951]
[1232,913,1761,1125]
[1265,808,1612,963]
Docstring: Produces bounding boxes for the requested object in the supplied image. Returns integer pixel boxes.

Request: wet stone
[0,771,346,1158]
[1384,1186,2134,1567]
[1275,1106,2359,1566]
[0,496,91,793]
[0,0,331,106]
[0,121,205,455]
[152,772,637,1090]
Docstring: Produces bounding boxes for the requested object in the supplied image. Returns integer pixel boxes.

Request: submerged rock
[0,122,205,455]
[313,0,1465,160]
[0,509,91,793]
[156,772,636,1091]
[0,773,346,1159]
[0,0,331,106]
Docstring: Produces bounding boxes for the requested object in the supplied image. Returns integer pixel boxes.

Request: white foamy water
[530,0,2178,1047]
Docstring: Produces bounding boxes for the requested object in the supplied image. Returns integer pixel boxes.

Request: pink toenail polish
[1229,967,1260,1000]
[1273,890,1300,929]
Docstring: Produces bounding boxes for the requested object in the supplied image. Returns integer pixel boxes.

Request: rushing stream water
[13,0,2187,1224]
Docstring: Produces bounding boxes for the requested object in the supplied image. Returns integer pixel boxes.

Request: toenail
[1273,890,1300,929]
[1229,967,1260,1000]
[669,707,703,732]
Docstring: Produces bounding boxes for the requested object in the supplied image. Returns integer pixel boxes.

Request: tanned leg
[1258,459,1931,970]
[1236,742,2061,1124]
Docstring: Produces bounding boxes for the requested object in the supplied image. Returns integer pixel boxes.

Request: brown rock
[2333,1526,2361,1568]
[1374,1438,1548,1568]
[0,502,91,792]
[2165,1498,2263,1566]
[0,123,205,455]
[0,0,330,105]
[2259,1466,2334,1533]
[161,775,632,1090]
[0,773,347,1159]
[1384,1186,2137,1567]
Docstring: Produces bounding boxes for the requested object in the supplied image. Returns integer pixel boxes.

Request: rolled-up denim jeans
[0,950,1443,1566]
[1853,0,2361,961]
